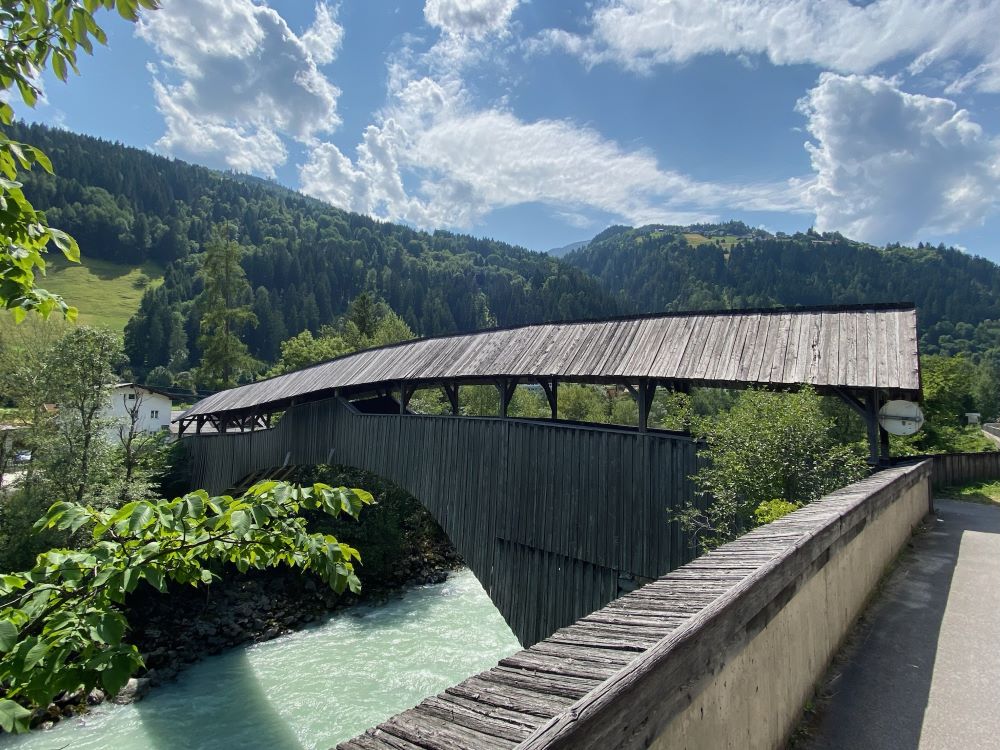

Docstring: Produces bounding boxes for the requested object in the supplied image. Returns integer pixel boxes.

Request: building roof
[180,303,921,421]
[114,383,174,401]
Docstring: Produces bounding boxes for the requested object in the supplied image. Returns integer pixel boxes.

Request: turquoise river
[0,569,521,750]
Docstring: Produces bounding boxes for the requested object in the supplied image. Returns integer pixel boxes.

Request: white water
[0,569,521,750]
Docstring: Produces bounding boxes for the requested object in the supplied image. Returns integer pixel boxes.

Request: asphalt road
[802,498,1000,749]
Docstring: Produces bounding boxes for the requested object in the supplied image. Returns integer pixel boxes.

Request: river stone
[114,677,151,704]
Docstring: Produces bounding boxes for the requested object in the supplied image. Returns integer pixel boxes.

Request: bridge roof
[180,303,920,420]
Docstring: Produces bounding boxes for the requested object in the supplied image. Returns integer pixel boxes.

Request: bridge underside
[185,396,704,646]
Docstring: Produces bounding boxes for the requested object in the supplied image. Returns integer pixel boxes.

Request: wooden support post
[398,383,416,414]
[178,418,188,437]
[865,391,881,467]
[442,383,460,415]
[538,378,558,419]
[498,379,517,418]
[833,387,881,467]
[637,380,656,433]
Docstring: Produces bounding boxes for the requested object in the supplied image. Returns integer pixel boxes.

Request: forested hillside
[10,122,617,377]
[15,120,1000,381]
[564,224,1000,357]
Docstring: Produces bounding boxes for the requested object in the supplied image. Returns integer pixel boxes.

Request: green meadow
[42,258,163,331]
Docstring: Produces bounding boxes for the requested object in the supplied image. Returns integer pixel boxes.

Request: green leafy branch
[0,480,372,733]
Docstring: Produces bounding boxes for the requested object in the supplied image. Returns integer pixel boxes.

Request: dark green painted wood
[184,397,703,646]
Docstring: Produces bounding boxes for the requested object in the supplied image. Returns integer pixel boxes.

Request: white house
[105,383,172,439]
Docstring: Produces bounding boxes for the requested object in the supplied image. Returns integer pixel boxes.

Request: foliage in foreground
[678,387,868,549]
[0,481,372,733]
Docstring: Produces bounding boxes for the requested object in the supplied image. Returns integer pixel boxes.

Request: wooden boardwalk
[186,396,704,646]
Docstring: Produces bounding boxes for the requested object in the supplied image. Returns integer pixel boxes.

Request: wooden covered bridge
[177,303,921,646]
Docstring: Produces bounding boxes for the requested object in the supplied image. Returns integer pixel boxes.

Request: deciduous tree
[678,387,867,549]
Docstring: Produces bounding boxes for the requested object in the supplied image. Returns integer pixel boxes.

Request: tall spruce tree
[194,225,258,389]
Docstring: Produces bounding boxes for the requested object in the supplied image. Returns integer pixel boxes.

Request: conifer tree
[194,225,258,390]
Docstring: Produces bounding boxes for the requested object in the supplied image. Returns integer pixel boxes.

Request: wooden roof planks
[181,303,920,420]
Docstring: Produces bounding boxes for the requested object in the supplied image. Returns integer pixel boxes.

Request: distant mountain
[547,240,589,258]
[9,121,618,377]
[563,223,1000,356]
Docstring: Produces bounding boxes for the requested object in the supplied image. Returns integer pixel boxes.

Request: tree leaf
[88,611,126,645]
[184,493,204,518]
[143,566,166,593]
[24,639,48,669]
[0,619,17,652]
[230,509,250,536]
[100,649,137,696]
[0,699,32,734]
[128,502,154,533]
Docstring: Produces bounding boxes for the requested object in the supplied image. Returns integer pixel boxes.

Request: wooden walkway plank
[434,693,547,731]
[416,696,537,743]
[446,677,576,717]
[378,711,517,750]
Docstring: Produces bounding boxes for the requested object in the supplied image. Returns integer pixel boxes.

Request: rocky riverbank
[29,545,462,730]
[16,465,464,732]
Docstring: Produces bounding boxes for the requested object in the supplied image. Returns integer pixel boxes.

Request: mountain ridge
[11,120,1000,376]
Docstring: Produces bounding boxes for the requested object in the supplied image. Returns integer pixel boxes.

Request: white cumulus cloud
[297,3,808,230]
[302,2,344,66]
[539,0,1000,93]
[300,67,805,230]
[798,73,1000,244]
[138,0,342,175]
[424,0,520,38]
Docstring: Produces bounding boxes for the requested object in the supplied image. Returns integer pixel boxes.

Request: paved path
[803,498,1000,750]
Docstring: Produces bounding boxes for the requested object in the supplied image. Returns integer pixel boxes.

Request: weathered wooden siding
[185,397,703,646]
[928,451,1000,488]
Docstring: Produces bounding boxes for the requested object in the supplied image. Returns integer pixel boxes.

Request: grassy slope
[683,232,743,250]
[41,258,163,331]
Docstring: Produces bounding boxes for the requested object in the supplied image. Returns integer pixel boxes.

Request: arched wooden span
[185,396,703,646]
[179,303,922,645]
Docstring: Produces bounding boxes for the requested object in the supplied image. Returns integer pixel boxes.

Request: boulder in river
[113,677,151,704]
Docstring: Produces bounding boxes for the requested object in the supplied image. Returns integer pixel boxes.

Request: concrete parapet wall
[521,461,932,750]
[647,463,929,749]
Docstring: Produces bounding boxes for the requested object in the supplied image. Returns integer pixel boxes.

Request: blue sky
[22,0,1000,261]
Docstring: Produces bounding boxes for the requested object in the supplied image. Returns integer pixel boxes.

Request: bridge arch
[186,396,703,646]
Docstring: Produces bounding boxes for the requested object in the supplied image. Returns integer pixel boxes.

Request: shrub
[677,387,868,549]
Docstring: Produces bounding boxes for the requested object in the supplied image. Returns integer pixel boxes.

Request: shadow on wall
[134,648,303,750]
[805,500,1000,748]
